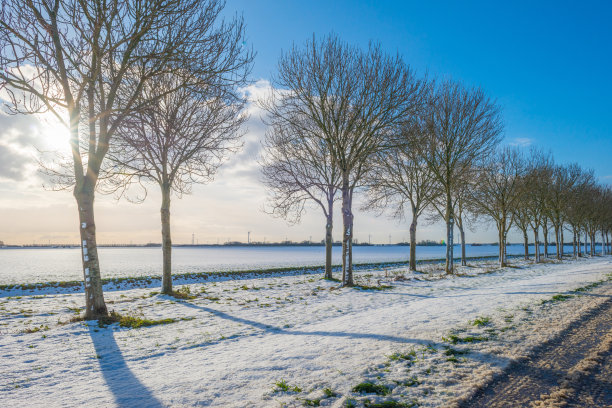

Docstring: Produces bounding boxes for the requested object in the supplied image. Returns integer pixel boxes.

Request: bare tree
[263,34,426,286]
[419,80,503,273]
[260,112,340,279]
[512,172,534,260]
[523,149,553,263]
[427,174,476,267]
[363,119,438,271]
[470,147,525,267]
[110,69,251,294]
[452,177,479,266]
[546,164,582,259]
[0,0,236,318]
[564,168,596,258]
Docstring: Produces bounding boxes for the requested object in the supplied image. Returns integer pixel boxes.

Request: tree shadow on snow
[88,325,163,408]
[178,300,419,343]
[174,301,513,369]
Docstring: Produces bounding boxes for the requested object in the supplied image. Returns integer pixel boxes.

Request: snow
[0,256,610,407]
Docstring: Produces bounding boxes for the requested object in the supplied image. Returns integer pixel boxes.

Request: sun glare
[39,114,71,153]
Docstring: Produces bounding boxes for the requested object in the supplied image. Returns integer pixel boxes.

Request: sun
[38,113,71,153]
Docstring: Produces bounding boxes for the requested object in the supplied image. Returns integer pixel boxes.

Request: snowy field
[0,244,585,284]
[0,256,610,407]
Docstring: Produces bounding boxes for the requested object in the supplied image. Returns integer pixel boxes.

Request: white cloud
[507,137,534,147]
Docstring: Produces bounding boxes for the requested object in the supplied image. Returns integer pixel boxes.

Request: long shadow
[179,301,417,343]
[88,325,163,408]
[175,301,512,370]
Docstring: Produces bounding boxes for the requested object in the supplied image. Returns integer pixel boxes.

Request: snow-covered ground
[0,256,610,407]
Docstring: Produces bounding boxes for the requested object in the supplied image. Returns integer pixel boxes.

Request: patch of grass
[444,347,468,356]
[442,334,487,344]
[423,343,437,353]
[204,296,220,301]
[388,349,416,362]
[541,294,574,304]
[345,399,357,408]
[470,316,491,327]
[98,311,177,329]
[395,376,419,387]
[273,379,301,393]
[354,284,394,291]
[364,400,418,408]
[323,277,341,282]
[169,286,197,300]
[21,324,49,334]
[573,279,608,293]
[323,387,337,398]
[352,382,391,396]
[302,398,321,406]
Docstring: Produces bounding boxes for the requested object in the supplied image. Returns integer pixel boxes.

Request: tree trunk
[543,225,549,258]
[498,224,506,268]
[560,227,564,259]
[572,228,577,258]
[523,230,529,260]
[584,230,588,256]
[409,214,417,272]
[601,230,605,256]
[533,228,540,263]
[75,188,108,320]
[161,183,173,294]
[554,225,560,260]
[590,232,595,256]
[459,224,466,267]
[341,174,354,286]
[445,192,454,274]
[324,213,333,279]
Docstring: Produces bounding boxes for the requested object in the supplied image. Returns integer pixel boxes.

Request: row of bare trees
[2,3,610,319]
[261,34,612,282]
[260,35,503,279]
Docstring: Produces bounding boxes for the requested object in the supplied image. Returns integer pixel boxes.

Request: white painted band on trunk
[82,240,87,247]
[81,222,86,228]
[83,247,88,255]
[85,268,89,276]
[84,255,89,261]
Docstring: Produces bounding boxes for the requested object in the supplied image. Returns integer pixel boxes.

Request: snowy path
[459,296,612,407]
[1,257,610,407]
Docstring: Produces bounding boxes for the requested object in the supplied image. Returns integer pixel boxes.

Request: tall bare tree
[546,164,582,259]
[512,175,533,261]
[564,168,596,258]
[263,34,426,286]
[363,119,438,271]
[470,147,525,267]
[419,80,503,273]
[0,0,236,318]
[260,112,340,279]
[110,69,251,294]
[523,149,553,263]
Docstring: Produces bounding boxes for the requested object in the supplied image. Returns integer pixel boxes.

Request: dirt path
[460,296,612,408]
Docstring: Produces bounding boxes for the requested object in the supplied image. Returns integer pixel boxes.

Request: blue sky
[227,0,612,179]
[1,1,611,245]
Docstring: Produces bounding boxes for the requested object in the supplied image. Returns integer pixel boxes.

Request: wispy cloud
[508,137,534,147]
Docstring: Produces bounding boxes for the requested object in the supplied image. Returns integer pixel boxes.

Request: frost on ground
[0,256,610,407]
